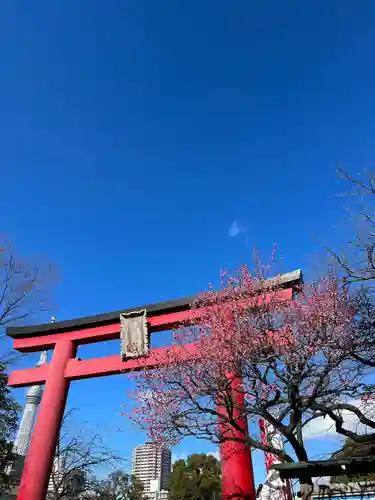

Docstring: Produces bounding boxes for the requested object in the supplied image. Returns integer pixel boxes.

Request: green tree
[89,470,147,500]
[0,364,20,492]
[169,453,221,500]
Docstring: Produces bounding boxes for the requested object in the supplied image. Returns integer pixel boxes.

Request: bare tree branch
[47,409,124,500]
[0,237,58,362]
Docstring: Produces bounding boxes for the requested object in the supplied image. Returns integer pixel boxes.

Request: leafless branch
[47,409,124,500]
[0,237,58,362]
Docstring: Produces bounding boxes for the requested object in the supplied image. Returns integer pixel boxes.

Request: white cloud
[208,450,220,460]
[172,452,187,463]
[304,415,340,439]
[228,221,241,237]
[303,399,374,440]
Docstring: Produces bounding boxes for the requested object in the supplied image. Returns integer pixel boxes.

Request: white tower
[12,351,48,456]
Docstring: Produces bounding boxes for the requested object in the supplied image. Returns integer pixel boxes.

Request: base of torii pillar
[219,378,256,500]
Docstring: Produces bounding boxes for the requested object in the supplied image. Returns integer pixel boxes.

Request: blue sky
[2,0,375,486]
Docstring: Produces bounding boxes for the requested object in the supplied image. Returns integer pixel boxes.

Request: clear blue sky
[2,0,375,485]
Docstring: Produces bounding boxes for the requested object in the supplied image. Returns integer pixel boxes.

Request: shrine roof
[273,456,375,480]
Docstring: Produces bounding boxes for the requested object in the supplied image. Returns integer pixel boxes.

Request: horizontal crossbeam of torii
[7,270,301,500]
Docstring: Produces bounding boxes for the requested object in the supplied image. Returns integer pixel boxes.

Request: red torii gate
[7,270,301,500]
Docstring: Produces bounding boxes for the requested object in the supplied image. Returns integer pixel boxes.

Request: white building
[132,443,171,496]
[148,479,170,500]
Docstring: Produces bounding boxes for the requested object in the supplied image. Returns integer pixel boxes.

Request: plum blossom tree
[130,259,375,467]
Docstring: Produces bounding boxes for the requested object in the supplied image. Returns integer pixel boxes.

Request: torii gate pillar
[219,377,256,500]
[18,340,75,499]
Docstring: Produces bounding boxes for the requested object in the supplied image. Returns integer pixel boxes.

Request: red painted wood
[17,339,75,500]
[12,309,194,352]
[8,343,199,387]
[64,342,198,381]
[8,363,50,387]
[12,288,292,353]
[13,323,121,352]
[218,377,256,500]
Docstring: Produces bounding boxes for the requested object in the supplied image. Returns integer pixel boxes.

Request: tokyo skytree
[12,351,48,456]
